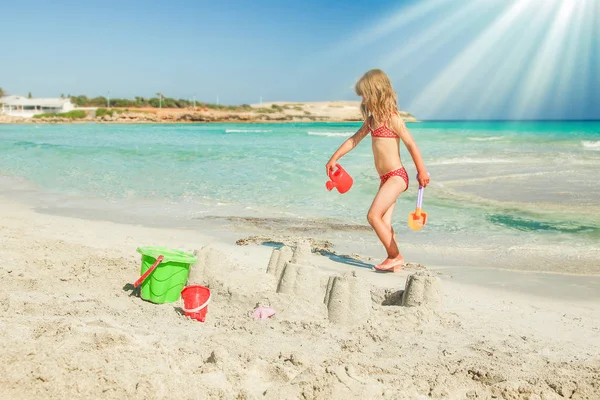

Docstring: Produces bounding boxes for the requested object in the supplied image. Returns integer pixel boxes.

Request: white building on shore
[0,96,75,118]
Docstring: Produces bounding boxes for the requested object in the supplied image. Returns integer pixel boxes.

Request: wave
[468,136,504,141]
[582,140,600,150]
[225,129,273,133]
[11,141,68,150]
[308,131,353,137]
[429,157,513,166]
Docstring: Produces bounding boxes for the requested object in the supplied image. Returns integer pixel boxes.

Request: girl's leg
[369,201,400,271]
[367,177,406,267]
[383,202,396,245]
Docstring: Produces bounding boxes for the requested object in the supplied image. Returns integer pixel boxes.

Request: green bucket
[136,246,197,304]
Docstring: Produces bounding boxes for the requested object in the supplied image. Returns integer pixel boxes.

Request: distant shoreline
[0,100,419,124]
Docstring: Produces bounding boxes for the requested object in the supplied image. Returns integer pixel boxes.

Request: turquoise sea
[1,121,599,274]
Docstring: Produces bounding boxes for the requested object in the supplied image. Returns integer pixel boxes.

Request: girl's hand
[325,159,338,176]
[417,172,430,187]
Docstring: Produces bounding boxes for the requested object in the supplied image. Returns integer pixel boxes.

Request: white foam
[429,157,513,166]
[225,129,272,133]
[582,140,600,150]
[308,131,353,137]
[468,136,504,141]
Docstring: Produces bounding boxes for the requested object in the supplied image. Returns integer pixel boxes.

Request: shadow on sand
[258,240,374,270]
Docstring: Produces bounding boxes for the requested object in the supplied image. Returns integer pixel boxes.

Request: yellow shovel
[408,178,428,231]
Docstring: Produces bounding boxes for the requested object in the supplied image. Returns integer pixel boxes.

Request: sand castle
[186,240,443,329]
[264,240,443,325]
[266,240,373,325]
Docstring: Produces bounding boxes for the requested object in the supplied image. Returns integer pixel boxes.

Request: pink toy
[252,307,276,320]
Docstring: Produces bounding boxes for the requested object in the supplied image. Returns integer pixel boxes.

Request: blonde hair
[354,69,398,124]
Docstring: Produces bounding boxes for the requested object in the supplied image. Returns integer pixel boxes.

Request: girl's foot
[372,255,405,273]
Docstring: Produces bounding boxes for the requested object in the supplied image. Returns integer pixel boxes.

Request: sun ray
[318,0,597,119]
[336,0,452,55]
[470,1,562,119]
[293,0,450,99]
[511,0,578,119]
[552,1,589,117]
[407,0,538,119]
[581,0,599,117]
[378,0,481,71]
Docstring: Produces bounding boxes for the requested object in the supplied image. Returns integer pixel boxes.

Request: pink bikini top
[370,124,398,138]
[369,114,399,138]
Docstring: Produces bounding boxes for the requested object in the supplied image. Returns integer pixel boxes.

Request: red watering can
[326,163,353,194]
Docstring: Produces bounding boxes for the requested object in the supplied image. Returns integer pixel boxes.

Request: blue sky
[2,0,598,120]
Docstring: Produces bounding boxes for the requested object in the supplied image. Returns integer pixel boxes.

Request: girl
[326,69,430,272]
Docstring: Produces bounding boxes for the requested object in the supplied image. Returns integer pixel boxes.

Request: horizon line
[412,119,600,122]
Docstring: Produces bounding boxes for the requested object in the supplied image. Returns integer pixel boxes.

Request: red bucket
[181,285,211,322]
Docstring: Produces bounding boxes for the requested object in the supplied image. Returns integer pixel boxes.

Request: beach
[1,121,599,399]
[1,195,599,399]
[2,0,599,395]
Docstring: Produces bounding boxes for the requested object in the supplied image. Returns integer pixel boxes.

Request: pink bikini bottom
[379,167,409,189]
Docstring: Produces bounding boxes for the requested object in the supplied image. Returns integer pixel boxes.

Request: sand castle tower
[269,240,326,303]
[267,239,313,281]
[266,245,293,281]
[324,272,371,325]
[188,245,232,286]
[276,262,324,304]
[290,239,312,264]
[401,271,442,308]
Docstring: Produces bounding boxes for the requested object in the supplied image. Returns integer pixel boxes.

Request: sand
[1,196,599,399]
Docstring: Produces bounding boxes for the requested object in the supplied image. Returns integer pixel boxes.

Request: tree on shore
[52,92,254,112]
[0,87,5,98]
[28,92,32,99]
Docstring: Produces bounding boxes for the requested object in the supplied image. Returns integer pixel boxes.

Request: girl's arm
[390,114,430,187]
[325,120,370,175]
